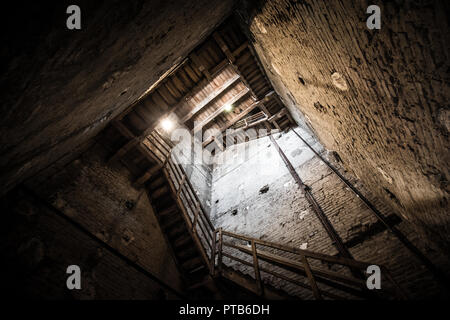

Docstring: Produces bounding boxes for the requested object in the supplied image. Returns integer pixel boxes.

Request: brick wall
[209,128,450,299]
[16,141,184,298]
[0,188,181,299]
[239,0,450,255]
[0,0,236,194]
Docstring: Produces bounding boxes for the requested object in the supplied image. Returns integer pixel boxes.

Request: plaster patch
[331,72,348,91]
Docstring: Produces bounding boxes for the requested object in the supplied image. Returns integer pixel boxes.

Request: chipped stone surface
[0,0,236,194]
[209,129,449,298]
[1,190,179,299]
[21,141,184,296]
[242,0,450,252]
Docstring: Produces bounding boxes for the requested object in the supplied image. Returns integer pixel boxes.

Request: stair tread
[176,245,199,261]
[173,235,194,249]
[167,224,189,239]
[161,214,183,230]
[151,185,170,199]
[181,255,203,271]
[158,204,178,217]
[148,176,165,190]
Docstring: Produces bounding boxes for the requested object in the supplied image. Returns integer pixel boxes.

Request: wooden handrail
[143,130,406,300]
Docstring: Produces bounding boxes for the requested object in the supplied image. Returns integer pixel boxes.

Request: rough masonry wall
[0,0,236,195]
[210,128,449,299]
[0,189,179,299]
[239,0,450,253]
[19,140,184,298]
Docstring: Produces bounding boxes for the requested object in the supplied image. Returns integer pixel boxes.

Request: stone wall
[0,188,180,299]
[0,0,236,194]
[13,140,185,298]
[238,0,450,254]
[209,127,450,299]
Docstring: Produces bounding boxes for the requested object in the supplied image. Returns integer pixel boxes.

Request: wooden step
[151,185,169,199]
[181,256,204,272]
[158,204,178,217]
[176,245,199,261]
[188,264,207,275]
[187,273,213,291]
[161,214,184,230]
[154,194,175,210]
[166,223,188,240]
[134,165,162,187]
[148,175,165,190]
[173,234,193,249]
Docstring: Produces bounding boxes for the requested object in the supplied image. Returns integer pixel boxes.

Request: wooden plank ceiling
[102,16,295,172]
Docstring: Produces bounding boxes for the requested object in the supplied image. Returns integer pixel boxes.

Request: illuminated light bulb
[161,118,173,131]
[223,104,233,112]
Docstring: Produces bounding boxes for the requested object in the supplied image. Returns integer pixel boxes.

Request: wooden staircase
[106,126,407,300]
[146,168,206,278]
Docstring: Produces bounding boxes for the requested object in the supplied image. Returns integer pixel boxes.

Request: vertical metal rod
[268,133,352,260]
[251,240,263,296]
[290,127,450,289]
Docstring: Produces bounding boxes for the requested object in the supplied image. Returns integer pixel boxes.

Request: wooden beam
[116,41,248,123]
[259,104,281,131]
[190,52,212,80]
[251,240,263,296]
[109,63,242,163]
[268,108,288,122]
[117,58,189,120]
[108,121,139,163]
[181,73,240,123]
[213,32,257,99]
[109,120,161,166]
[202,91,275,147]
[134,163,162,187]
[213,32,235,63]
[301,255,322,300]
[193,87,250,133]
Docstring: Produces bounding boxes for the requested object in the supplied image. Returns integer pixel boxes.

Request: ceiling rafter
[108,64,234,163]
[210,30,288,132]
[181,73,241,123]
[202,91,275,147]
[106,16,296,163]
[192,86,250,133]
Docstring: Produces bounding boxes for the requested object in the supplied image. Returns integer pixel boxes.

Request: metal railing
[143,130,407,300]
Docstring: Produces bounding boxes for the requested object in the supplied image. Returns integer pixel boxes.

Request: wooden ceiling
[102,15,295,169]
